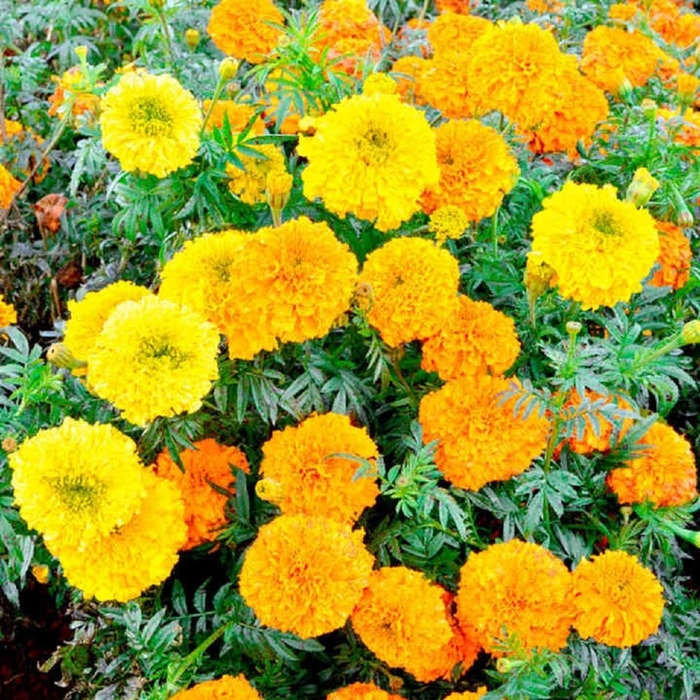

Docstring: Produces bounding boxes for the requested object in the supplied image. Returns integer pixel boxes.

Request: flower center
[51,474,104,513]
[138,336,190,368]
[592,210,621,237]
[130,96,173,137]
[357,126,393,166]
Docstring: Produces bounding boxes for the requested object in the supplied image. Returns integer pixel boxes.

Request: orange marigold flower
[207,0,284,64]
[417,54,479,119]
[421,295,520,381]
[170,674,263,700]
[239,515,374,638]
[444,689,488,700]
[258,412,379,524]
[427,13,494,56]
[47,66,101,123]
[358,237,460,347]
[327,683,403,700]
[580,26,666,94]
[435,0,480,13]
[0,293,17,327]
[202,100,266,135]
[649,220,692,290]
[420,375,549,492]
[351,567,454,680]
[390,55,428,105]
[0,163,21,210]
[527,0,564,12]
[571,549,665,647]
[455,539,574,654]
[153,438,250,550]
[422,119,519,222]
[607,422,698,508]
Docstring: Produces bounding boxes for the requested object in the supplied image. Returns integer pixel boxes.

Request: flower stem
[201,76,226,133]
[167,622,230,689]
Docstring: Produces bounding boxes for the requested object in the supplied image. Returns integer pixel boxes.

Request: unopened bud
[566,321,582,339]
[184,28,200,50]
[640,98,657,119]
[148,0,165,8]
[617,76,634,100]
[524,251,555,302]
[74,45,88,62]
[2,436,18,453]
[496,657,524,673]
[218,57,239,81]
[255,478,283,504]
[46,342,87,371]
[680,320,700,345]
[625,167,660,207]
[31,564,50,584]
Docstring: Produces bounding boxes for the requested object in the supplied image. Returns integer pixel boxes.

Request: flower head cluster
[327,684,403,700]
[258,413,379,524]
[421,119,519,222]
[207,0,284,64]
[607,422,698,508]
[226,143,288,205]
[0,163,21,209]
[571,550,665,647]
[100,71,202,178]
[87,296,221,425]
[421,295,521,382]
[0,293,17,326]
[170,674,263,700]
[297,92,439,231]
[530,181,660,310]
[153,439,250,550]
[456,539,573,654]
[358,237,460,347]
[649,220,691,290]
[239,514,374,638]
[419,375,549,492]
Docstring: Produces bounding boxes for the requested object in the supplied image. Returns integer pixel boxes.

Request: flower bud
[218,57,239,81]
[2,436,18,453]
[625,167,660,208]
[31,564,50,584]
[46,342,87,371]
[524,251,555,302]
[255,478,282,504]
[265,171,293,226]
[184,28,200,50]
[640,98,657,119]
[74,45,88,62]
[680,320,700,345]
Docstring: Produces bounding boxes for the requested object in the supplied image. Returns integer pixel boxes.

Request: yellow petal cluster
[239,514,374,638]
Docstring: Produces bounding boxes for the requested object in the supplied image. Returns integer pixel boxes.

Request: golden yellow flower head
[358,237,460,347]
[428,205,469,244]
[0,163,22,210]
[297,92,439,232]
[0,292,17,327]
[9,418,146,551]
[625,167,660,207]
[153,438,250,550]
[259,412,379,524]
[226,143,288,205]
[239,514,374,638]
[87,296,221,426]
[327,683,403,700]
[51,470,186,602]
[170,674,263,700]
[100,71,202,178]
[456,539,574,654]
[571,549,664,647]
[530,181,660,310]
[419,374,549,492]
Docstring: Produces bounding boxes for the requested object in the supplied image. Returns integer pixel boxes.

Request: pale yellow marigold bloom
[100,71,202,178]
[298,92,439,231]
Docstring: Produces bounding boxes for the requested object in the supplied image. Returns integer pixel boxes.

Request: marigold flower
[297,92,439,231]
[48,66,101,123]
[202,100,266,135]
[226,143,288,205]
[358,237,460,347]
[207,0,284,64]
[63,281,152,363]
[51,470,186,602]
[0,163,21,209]
[435,0,479,13]
[649,220,691,290]
[419,374,549,492]
[571,550,664,647]
[87,296,220,426]
[259,412,378,524]
[239,514,374,638]
[327,683,402,700]
[421,119,519,222]
[153,439,250,550]
[351,567,454,679]
[530,181,660,310]
[170,674,263,700]
[0,293,17,326]
[9,418,145,552]
[456,539,574,654]
[428,205,469,244]
[100,71,202,178]
[607,422,698,508]
[444,689,488,700]
[390,55,428,106]
[427,13,494,56]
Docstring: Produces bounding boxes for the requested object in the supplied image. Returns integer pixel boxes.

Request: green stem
[156,7,177,75]
[491,205,500,255]
[417,0,431,24]
[167,622,230,689]
[201,76,226,133]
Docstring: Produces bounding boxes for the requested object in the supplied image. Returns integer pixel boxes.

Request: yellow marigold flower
[239,514,374,638]
[100,71,202,178]
[52,470,186,602]
[207,0,284,64]
[421,295,521,382]
[87,296,220,426]
[530,181,660,310]
[259,412,379,524]
[63,281,152,363]
[649,220,691,290]
[358,237,460,347]
[571,550,665,648]
[153,438,250,550]
[455,539,574,654]
[580,26,666,94]
[351,566,453,680]
[297,92,439,232]
[170,675,263,700]
[158,229,277,360]
[427,12,494,56]
[421,119,519,223]
[428,205,469,243]
[246,218,358,344]
[202,100,266,135]
[327,683,403,700]
[0,163,21,209]
[419,374,549,492]
[9,418,146,552]
[607,422,698,508]
[226,143,288,205]
[0,293,17,326]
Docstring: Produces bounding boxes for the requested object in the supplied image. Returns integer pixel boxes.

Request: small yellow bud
[640,98,657,119]
[680,320,700,345]
[524,251,555,302]
[496,657,524,673]
[625,167,660,208]
[255,478,283,504]
[218,57,239,81]
[184,28,200,50]
[265,171,293,226]
[148,0,165,8]
[353,281,374,311]
[676,207,694,228]
[617,76,634,100]
[46,342,87,371]
[31,564,50,584]
[566,321,583,338]
[2,436,18,453]
[74,45,88,62]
